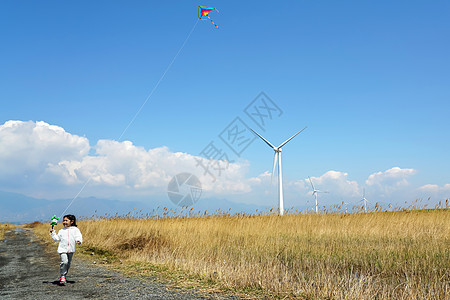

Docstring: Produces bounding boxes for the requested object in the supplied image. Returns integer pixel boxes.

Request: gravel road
[0,228,246,300]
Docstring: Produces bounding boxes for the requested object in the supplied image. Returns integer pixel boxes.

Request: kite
[198,5,219,28]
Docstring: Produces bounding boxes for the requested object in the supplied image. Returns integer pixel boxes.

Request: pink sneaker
[60,275,66,285]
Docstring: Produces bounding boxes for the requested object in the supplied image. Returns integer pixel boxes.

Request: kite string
[117,18,200,141]
[59,19,200,219]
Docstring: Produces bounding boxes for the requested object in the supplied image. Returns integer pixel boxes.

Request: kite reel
[50,215,59,230]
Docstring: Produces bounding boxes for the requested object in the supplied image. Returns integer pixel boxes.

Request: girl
[50,214,83,285]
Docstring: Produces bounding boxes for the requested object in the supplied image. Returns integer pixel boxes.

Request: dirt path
[0,228,245,300]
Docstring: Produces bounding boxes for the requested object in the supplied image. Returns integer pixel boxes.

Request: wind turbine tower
[308,176,329,213]
[361,188,369,212]
[251,127,307,216]
[343,201,350,214]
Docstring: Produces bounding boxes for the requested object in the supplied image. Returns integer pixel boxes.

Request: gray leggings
[60,253,74,276]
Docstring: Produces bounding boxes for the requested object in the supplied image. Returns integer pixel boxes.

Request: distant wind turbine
[251,127,307,216]
[343,201,350,214]
[340,199,350,214]
[360,188,369,212]
[308,176,329,213]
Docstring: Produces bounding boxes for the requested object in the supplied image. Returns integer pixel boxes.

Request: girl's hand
[50,229,55,233]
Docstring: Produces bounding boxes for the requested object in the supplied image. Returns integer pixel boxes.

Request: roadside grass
[32,209,450,299]
[0,223,16,240]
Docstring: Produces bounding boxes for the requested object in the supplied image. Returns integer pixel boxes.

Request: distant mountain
[0,190,51,223]
[0,191,159,224]
[0,190,270,224]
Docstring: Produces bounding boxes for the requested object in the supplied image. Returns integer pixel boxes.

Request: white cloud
[0,121,445,208]
[311,171,360,197]
[412,183,450,210]
[417,184,440,192]
[289,170,360,197]
[417,184,450,204]
[285,168,428,208]
[0,120,89,184]
[365,167,417,196]
[0,120,254,199]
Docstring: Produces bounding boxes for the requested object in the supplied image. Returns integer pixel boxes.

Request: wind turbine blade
[271,152,277,184]
[278,126,307,148]
[308,176,315,190]
[316,190,329,194]
[250,128,276,149]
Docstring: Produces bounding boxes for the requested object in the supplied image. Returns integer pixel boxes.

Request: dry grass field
[33,209,450,299]
[0,223,15,240]
[0,223,6,240]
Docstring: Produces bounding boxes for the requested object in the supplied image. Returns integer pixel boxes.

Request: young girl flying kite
[50,214,83,285]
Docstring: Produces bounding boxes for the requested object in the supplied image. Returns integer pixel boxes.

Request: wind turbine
[360,188,369,212]
[343,201,350,214]
[308,176,329,213]
[339,199,350,214]
[251,127,307,216]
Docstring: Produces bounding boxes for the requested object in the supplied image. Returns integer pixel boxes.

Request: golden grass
[33,210,450,299]
[0,223,16,240]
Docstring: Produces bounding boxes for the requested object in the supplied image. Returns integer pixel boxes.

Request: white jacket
[50,226,83,254]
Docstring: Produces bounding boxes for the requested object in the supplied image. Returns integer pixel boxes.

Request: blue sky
[1,1,449,211]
